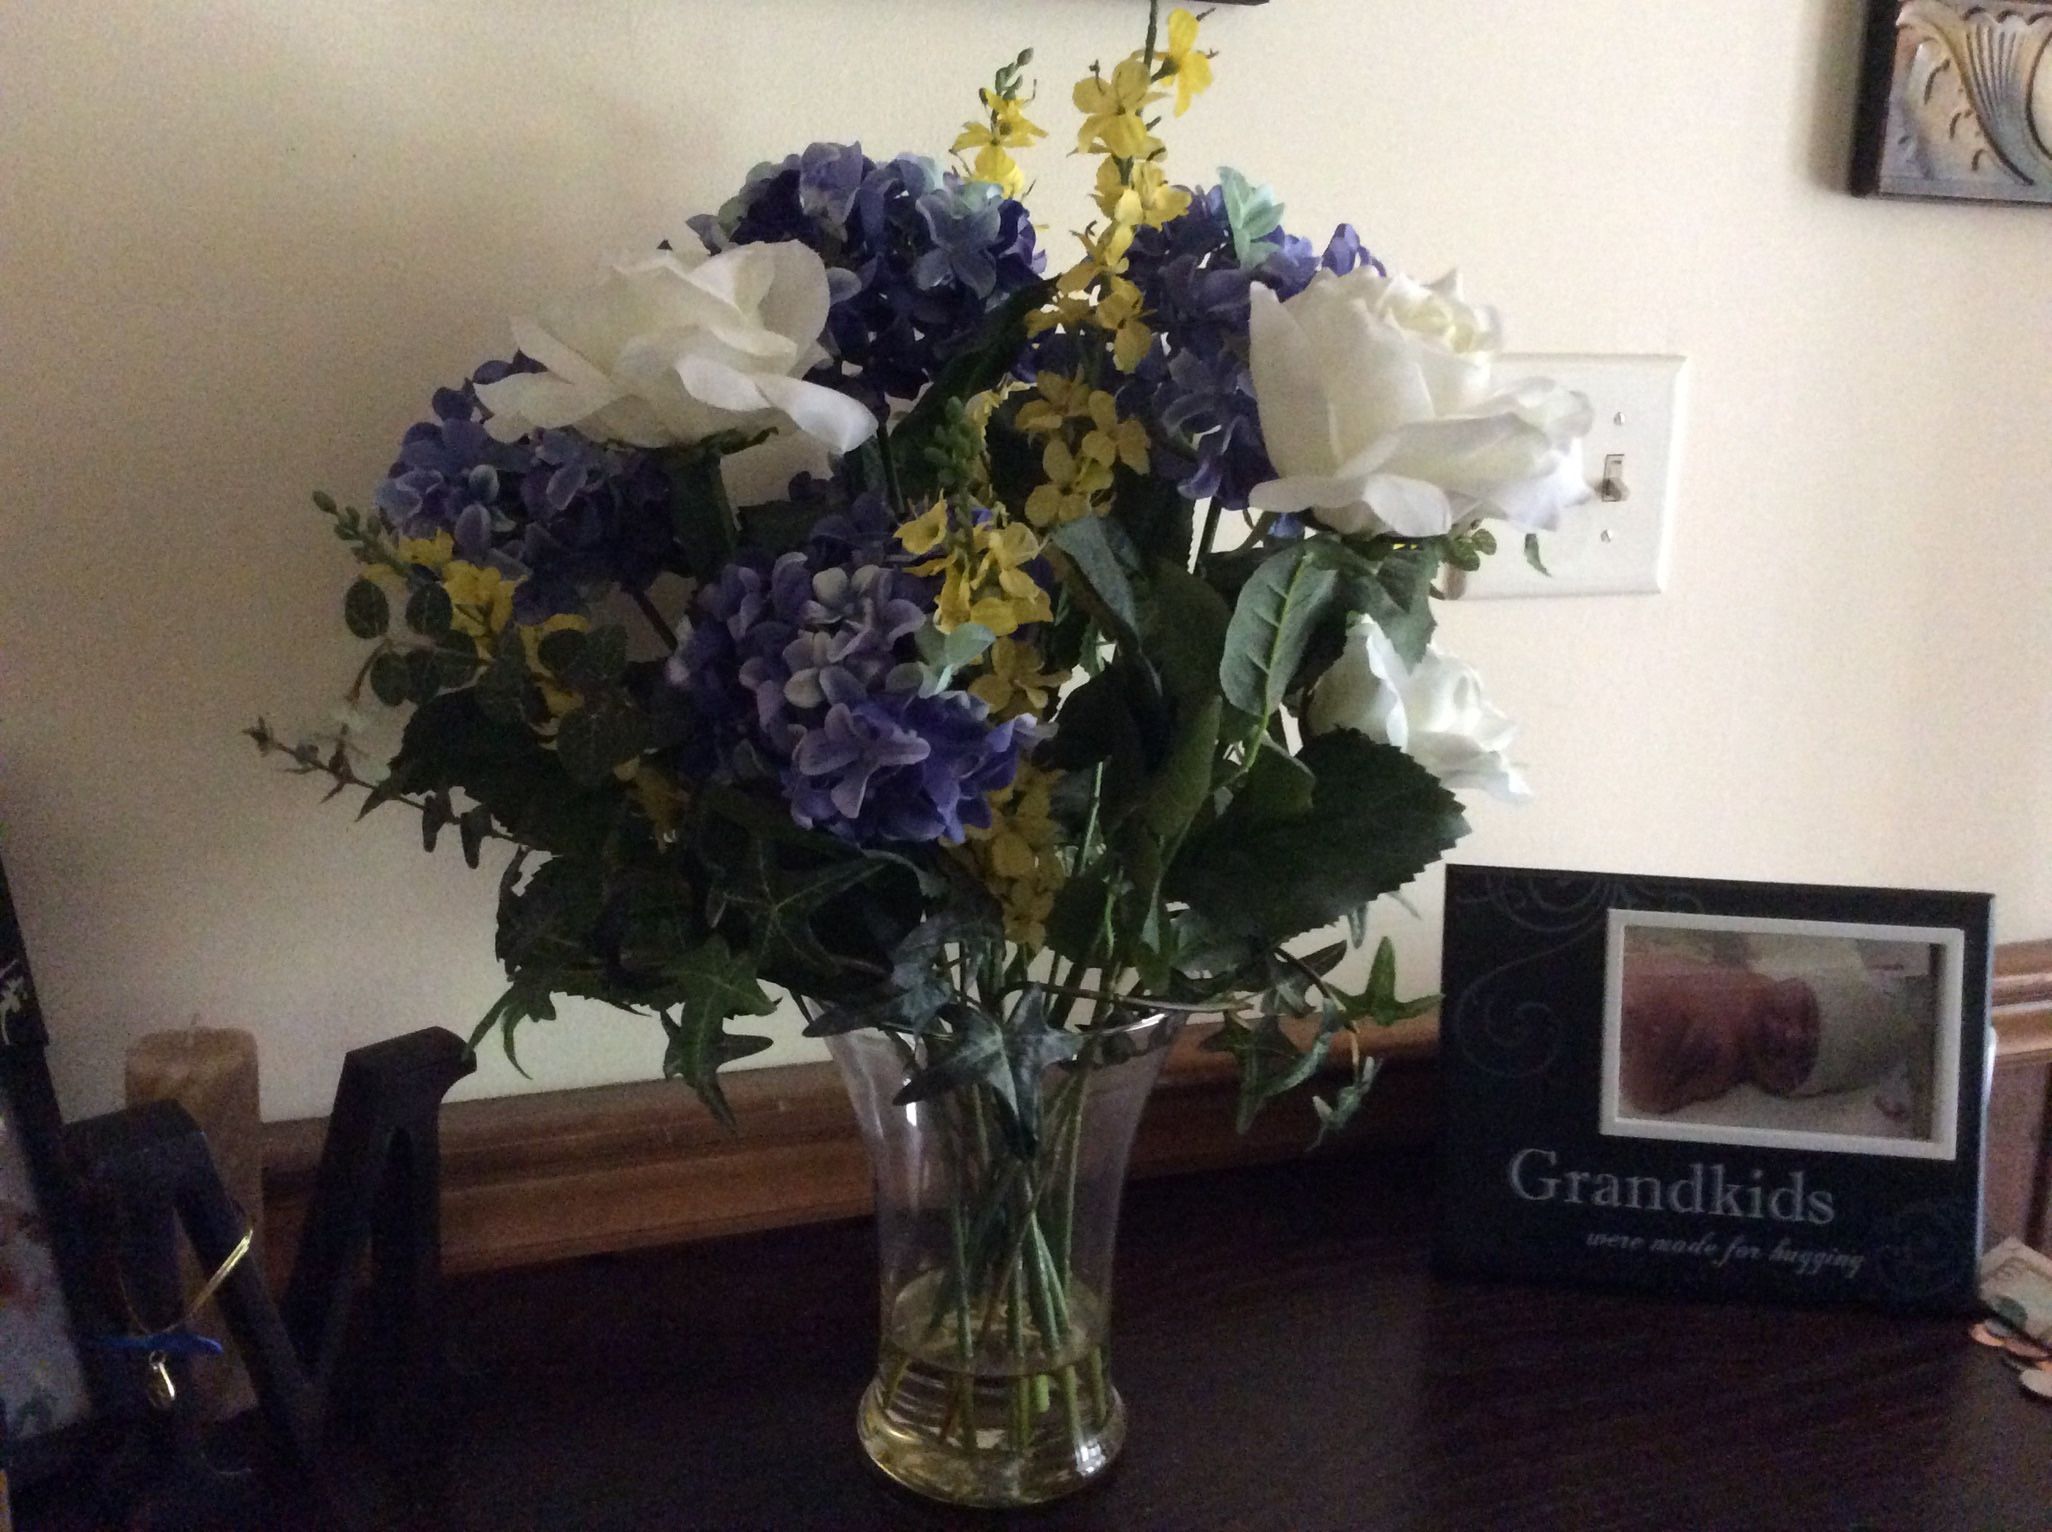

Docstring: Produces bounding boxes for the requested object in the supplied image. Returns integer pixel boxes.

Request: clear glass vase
[828,1012,1180,1508]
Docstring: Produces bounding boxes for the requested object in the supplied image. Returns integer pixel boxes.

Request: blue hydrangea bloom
[691,144,1043,412]
[666,525,1033,846]
[373,361,675,621]
[1120,187,1380,512]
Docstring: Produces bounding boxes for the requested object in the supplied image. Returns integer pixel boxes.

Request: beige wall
[4,0,2048,1123]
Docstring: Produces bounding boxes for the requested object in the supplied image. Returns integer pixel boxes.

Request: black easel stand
[62,1027,473,1528]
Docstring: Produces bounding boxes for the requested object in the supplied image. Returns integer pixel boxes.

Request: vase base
[855,1373,1127,1508]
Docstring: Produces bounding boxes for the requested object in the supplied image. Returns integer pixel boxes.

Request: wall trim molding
[260,939,2052,1281]
[261,1016,1438,1280]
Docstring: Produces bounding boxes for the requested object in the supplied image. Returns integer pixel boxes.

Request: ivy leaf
[344,578,390,640]
[659,936,777,1129]
[1219,165,1285,268]
[1203,1013,1327,1133]
[1312,1058,1383,1148]
[1168,732,1467,943]
[1219,541,1342,720]
[1524,533,1551,577]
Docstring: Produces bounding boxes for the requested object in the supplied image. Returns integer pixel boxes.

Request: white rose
[1247,269,1592,538]
[473,242,877,460]
[1306,619,1531,802]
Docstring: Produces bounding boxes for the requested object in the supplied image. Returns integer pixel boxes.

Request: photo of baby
[1602,911,1962,1160]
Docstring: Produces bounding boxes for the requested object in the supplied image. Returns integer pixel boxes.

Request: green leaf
[659,936,778,1128]
[1219,542,1342,720]
[1144,558,1231,705]
[403,647,442,705]
[1236,739,1315,825]
[457,805,492,869]
[475,638,531,725]
[562,626,628,692]
[555,700,647,788]
[661,444,742,581]
[1312,1058,1382,1148]
[404,582,453,640]
[368,650,410,708]
[914,621,996,693]
[1128,693,1221,876]
[1111,468,1195,566]
[535,627,586,676]
[1048,515,1143,642]
[1219,166,1285,268]
[1335,541,1439,667]
[344,578,390,640]
[1524,533,1550,577]
[1203,1013,1326,1133]
[895,990,1080,1157]
[1169,731,1468,943]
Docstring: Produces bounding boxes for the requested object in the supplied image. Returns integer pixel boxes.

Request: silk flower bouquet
[254,4,1589,1507]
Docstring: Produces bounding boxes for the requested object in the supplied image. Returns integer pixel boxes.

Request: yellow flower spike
[896,501,952,558]
[1163,8,1214,116]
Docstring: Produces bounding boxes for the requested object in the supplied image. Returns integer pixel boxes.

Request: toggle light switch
[1455,355,1688,600]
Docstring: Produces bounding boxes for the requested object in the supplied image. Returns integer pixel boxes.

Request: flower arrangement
[255,3,1588,1502]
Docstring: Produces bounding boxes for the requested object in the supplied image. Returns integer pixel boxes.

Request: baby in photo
[1617,933,1936,1140]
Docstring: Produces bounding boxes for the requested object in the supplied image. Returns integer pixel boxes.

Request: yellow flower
[1162,9,1214,116]
[955,89,1046,152]
[1016,372,1089,437]
[1079,392,1150,474]
[1096,159,1189,231]
[970,636,1067,718]
[1025,438,1111,528]
[442,560,516,648]
[897,501,952,558]
[968,145,1025,200]
[1072,58,1162,156]
[631,764,688,837]
[396,530,455,571]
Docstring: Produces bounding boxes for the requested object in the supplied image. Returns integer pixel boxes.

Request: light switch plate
[1455,354,1688,600]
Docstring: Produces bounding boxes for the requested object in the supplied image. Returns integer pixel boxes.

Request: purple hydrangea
[373,360,675,621]
[667,531,1033,846]
[690,144,1043,412]
[1118,187,1380,512]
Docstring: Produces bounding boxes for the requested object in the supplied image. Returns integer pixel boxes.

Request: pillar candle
[124,1026,263,1420]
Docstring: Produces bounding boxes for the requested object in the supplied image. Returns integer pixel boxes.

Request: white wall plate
[1456,354,1689,600]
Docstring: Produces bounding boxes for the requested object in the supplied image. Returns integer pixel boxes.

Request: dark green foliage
[1169,732,1467,945]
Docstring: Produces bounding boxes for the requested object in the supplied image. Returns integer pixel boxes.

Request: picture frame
[1435,865,1993,1312]
[0,857,124,1485]
[1850,0,2052,205]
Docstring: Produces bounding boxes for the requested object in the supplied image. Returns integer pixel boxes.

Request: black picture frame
[1436,865,1993,1312]
[1850,0,2052,206]
[0,858,127,1485]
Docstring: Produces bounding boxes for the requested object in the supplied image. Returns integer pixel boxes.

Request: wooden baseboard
[261,1016,1438,1282]
[259,939,2052,1281]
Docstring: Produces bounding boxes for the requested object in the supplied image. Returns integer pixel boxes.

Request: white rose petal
[474,241,878,459]
[1307,619,1531,803]
[1248,267,1592,538]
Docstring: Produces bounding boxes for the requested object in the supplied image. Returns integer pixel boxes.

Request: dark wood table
[413,1150,2048,1529]
[23,1150,2052,1529]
